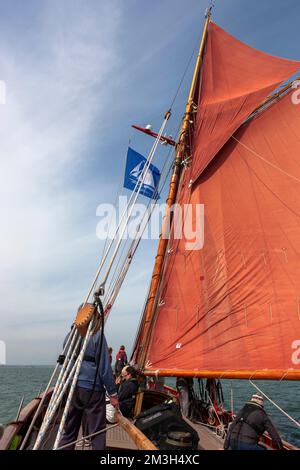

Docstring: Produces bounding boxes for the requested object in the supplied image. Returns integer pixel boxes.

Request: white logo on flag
[130,162,155,190]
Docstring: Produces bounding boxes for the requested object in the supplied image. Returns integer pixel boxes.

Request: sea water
[0,366,299,447]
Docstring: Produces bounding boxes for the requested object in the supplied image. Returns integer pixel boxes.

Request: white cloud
[0,0,205,364]
[0,1,125,363]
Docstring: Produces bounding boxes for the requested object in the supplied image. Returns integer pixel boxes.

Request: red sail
[145,90,300,378]
[191,22,300,184]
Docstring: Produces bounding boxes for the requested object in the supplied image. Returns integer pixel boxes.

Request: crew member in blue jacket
[59,327,118,450]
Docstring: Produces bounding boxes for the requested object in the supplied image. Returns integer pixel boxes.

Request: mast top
[205,1,215,19]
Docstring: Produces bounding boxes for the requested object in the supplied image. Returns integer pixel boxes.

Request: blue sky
[0,0,300,364]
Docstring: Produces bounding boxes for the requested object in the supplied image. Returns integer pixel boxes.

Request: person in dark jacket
[108,347,113,364]
[59,321,118,450]
[118,366,138,417]
[224,394,283,450]
[176,377,193,418]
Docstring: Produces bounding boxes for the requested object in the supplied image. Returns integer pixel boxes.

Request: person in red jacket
[114,345,128,377]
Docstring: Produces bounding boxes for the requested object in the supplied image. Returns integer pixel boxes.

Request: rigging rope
[231,135,300,184]
[19,326,78,449]
[130,117,185,355]
[84,26,202,304]
[47,334,81,411]
[98,154,127,272]
[103,236,132,306]
[96,114,171,293]
[33,318,96,449]
[55,423,119,450]
[32,42,198,448]
[33,351,81,449]
[52,308,104,449]
[103,143,175,313]
[205,391,224,429]
[249,380,300,429]
[169,44,199,109]
[83,113,170,304]
[32,116,174,450]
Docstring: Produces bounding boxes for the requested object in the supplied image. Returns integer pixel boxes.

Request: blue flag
[123,147,160,199]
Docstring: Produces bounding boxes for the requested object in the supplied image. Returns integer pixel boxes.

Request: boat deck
[184,418,224,450]
[107,424,138,450]
[75,420,223,451]
[74,424,138,450]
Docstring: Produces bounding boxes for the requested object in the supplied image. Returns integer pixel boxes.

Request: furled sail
[190,22,300,184]
[144,89,300,379]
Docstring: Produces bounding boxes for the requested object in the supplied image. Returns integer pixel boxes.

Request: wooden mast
[135,8,212,369]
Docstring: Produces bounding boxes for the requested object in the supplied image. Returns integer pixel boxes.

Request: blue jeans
[230,439,266,450]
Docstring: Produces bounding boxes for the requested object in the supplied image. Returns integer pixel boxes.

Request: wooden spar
[116,413,157,450]
[249,75,300,118]
[134,11,212,369]
[143,369,300,381]
[131,125,176,146]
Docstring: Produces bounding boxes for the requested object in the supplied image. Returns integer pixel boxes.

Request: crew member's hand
[109,395,119,408]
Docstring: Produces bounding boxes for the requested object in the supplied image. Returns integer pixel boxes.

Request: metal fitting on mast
[164,109,172,120]
[205,1,215,19]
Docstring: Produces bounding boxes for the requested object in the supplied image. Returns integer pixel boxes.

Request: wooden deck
[75,424,138,450]
[76,420,222,451]
[184,418,224,450]
[107,424,138,450]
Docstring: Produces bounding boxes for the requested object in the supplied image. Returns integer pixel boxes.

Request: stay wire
[169,40,200,110]
[85,30,200,303]
[103,143,176,312]
[98,140,131,268]
[103,141,175,305]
